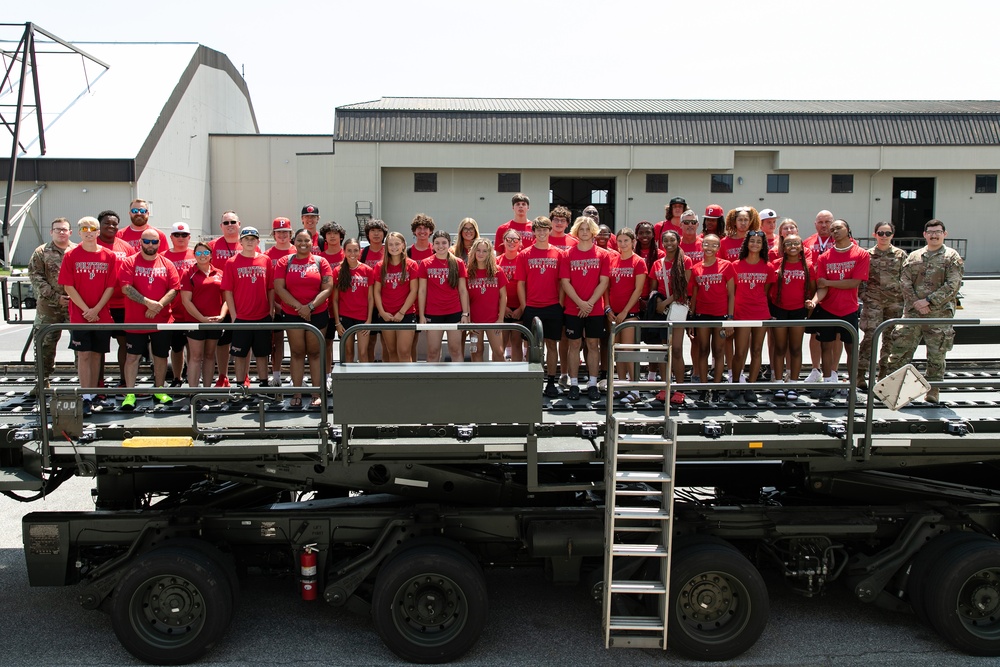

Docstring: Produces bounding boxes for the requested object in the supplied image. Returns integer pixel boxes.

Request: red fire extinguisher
[300,543,318,601]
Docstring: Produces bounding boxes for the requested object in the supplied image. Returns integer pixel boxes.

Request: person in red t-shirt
[497,230,524,361]
[181,241,228,389]
[560,217,610,400]
[689,234,736,400]
[802,210,836,384]
[221,227,274,392]
[96,209,136,387]
[266,217,296,389]
[768,234,814,401]
[494,193,533,254]
[720,206,760,263]
[678,210,704,262]
[648,230,692,396]
[605,228,647,399]
[595,225,618,254]
[515,217,564,394]
[300,204,322,254]
[362,219,388,362]
[548,207,578,251]
[332,238,375,362]
[209,210,245,387]
[274,229,334,408]
[58,217,117,414]
[418,230,470,362]
[119,227,181,409]
[406,214,436,364]
[116,198,168,253]
[653,196,687,245]
[452,218,479,264]
[806,220,870,398]
[702,204,724,238]
[374,232,419,362]
[315,220,347,374]
[164,222,197,387]
[466,238,508,362]
[731,231,777,403]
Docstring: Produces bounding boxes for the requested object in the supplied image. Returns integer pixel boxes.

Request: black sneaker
[743,389,757,404]
[82,399,92,417]
[587,384,600,401]
[259,379,272,388]
[169,378,183,388]
[568,385,581,400]
[543,381,559,398]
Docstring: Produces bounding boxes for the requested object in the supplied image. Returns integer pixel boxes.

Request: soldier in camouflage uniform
[857,222,907,389]
[27,218,75,390]
[885,219,964,403]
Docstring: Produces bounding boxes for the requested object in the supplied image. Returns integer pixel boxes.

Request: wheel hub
[682,573,734,622]
[398,575,461,632]
[142,576,203,629]
[962,569,1000,619]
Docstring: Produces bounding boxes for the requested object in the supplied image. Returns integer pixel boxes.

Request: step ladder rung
[608,615,665,631]
[610,580,666,594]
[608,635,664,649]
[613,525,663,533]
[615,344,671,351]
[618,436,673,446]
[609,381,663,390]
[614,507,671,520]
[616,453,665,461]
[614,488,663,496]
[612,544,668,557]
[614,352,671,363]
[615,471,672,483]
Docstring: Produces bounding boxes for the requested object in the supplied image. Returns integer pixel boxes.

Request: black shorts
[522,304,563,341]
[110,307,126,338]
[170,330,187,353]
[69,330,111,354]
[425,312,462,324]
[376,313,416,325]
[186,328,222,342]
[339,315,367,334]
[770,304,809,321]
[126,331,171,358]
[218,314,233,346]
[230,317,273,358]
[690,312,726,323]
[283,311,331,333]
[564,314,605,340]
[806,305,858,344]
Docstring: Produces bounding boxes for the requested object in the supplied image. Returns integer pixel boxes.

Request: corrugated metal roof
[337,97,1000,115]
[334,110,1000,146]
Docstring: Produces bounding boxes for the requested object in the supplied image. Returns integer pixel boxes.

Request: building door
[549,177,615,229]
[891,177,935,236]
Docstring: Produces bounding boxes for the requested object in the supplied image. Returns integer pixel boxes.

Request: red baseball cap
[272,217,292,230]
[704,204,724,219]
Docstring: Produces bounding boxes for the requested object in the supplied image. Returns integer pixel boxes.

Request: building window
[831,174,854,193]
[711,174,733,194]
[591,189,608,205]
[766,174,789,194]
[414,172,437,193]
[900,190,917,200]
[646,174,669,193]
[498,173,521,192]
[976,174,998,194]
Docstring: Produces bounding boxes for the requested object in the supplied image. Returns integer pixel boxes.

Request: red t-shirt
[57,245,117,323]
[719,236,745,263]
[733,258,776,320]
[607,253,648,314]
[221,253,273,321]
[333,262,374,320]
[649,255,694,302]
[802,233,835,258]
[181,265,226,320]
[164,249,197,322]
[691,259,736,317]
[559,245,611,317]
[679,238,703,264]
[119,252,181,332]
[419,256,468,316]
[375,258,419,315]
[467,268,509,324]
[116,225,168,254]
[497,253,521,311]
[549,234,578,250]
[635,246,663,298]
[266,246,295,308]
[769,258,812,311]
[495,220,534,250]
[653,220,682,243]
[320,249,345,267]
[408,245,434,262]
[275,255,334,316]
[362,246,384,270]
[514,246,563,308]
[97,235,136,309]
[815,244,870,316]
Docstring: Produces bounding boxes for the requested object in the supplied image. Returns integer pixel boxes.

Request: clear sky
[8,0,1000,135]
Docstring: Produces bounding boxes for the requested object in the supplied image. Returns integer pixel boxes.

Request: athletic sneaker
[559,374,571,389]
[568,385,581,400]
[215,376,230,388]
[597,379,608,393]
[805,368,823,384]
[154,393,173,405]
[587,384,600,401]
[543,380,559,398]
[743,389,757,404]
[169,378,183,388]
[82,399,92,417]
[120,394,137,411]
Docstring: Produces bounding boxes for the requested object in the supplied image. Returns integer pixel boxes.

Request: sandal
[774,389,785,400]
[620,391,641,405]
[310,398,323,408]
[289,396,302,408]
[786,389,798,401]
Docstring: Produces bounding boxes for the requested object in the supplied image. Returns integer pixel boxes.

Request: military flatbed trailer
[4,319,1000,664]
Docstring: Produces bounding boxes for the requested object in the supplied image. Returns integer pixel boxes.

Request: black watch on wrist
[722,315,732,320]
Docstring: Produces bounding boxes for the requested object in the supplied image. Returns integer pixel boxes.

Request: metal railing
[339,320,544,364]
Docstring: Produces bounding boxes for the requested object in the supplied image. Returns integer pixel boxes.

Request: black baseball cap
[301,204,320,216]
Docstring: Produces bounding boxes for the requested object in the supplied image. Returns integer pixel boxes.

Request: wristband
[605,307,613,315]
[462,312,469,316]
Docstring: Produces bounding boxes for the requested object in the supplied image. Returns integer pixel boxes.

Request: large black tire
[924,539,1000,656]
[111,547,234,665]
[668,543,769,661]
[372,545,488,663]
[907,531,989,626]
[146,537,241,613]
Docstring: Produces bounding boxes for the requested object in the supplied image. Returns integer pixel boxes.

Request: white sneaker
[805,368,823,384]
[597,379,608,393]
[559,374,570,389]
[829,371,839,383]
[739,373,748,384]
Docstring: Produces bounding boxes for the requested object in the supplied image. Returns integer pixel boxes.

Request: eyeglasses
[52,228,71,233]
[875,231,893,237]
[194,250,211,257]
[222,220,239,226]
[172,232,190,238]
[130,208,148,215]
[925,229,944,236]
[142,239,160,245]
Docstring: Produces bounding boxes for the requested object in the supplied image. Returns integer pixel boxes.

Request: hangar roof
[334,97,1000,146]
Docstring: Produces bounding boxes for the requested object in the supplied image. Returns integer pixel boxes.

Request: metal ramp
[602,326,677,650]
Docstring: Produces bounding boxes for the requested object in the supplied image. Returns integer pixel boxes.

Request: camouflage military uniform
[857,245,907,382]
[27,241,70,377]
[885,245,964,381]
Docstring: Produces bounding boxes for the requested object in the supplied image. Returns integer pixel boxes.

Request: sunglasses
[130,208,148,215]
[221,220,239,226]
[747,231,766,238]
[681,220,699,225]
[142,239,160,245]
[504,237,520,243]
[172,232,190,237]
[875,231,893,237]
[194,250,211,257]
